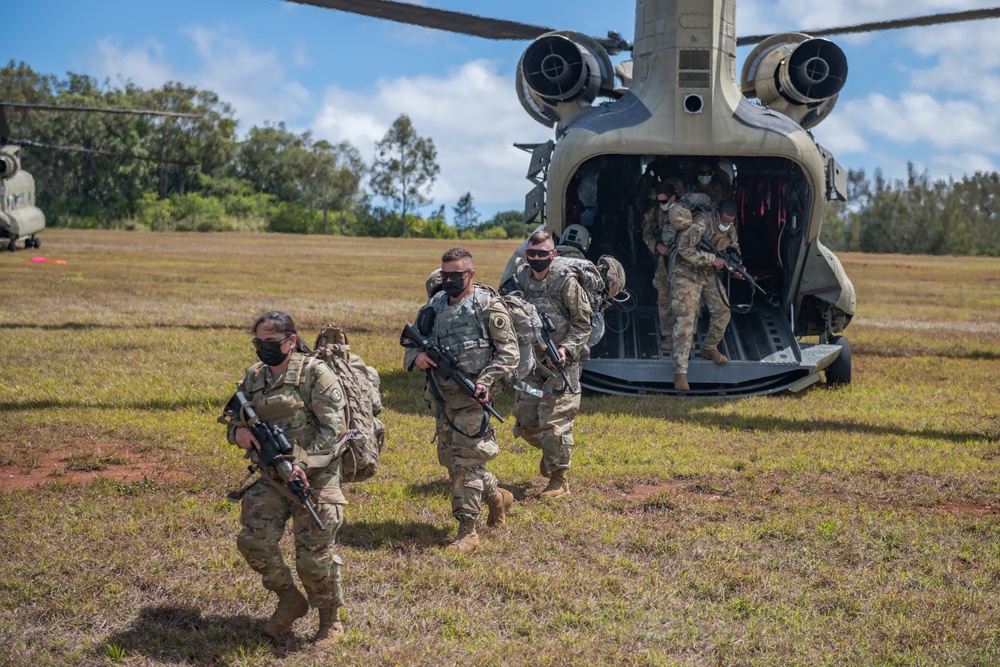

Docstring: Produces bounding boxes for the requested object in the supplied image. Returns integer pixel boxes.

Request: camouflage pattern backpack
[550,255,628,347]
[312,324,385,482]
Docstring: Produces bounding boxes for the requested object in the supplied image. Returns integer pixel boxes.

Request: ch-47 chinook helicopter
[0,103,199,252]
[294,0,1000,396]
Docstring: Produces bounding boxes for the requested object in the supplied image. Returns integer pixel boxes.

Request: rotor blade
[9,139,198,167]
[737,6,1000,46]
[0,102,200,118]
[286,0,552,40]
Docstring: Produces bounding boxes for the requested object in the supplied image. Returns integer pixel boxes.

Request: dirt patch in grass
[621,482,690,502]
[913,502,1000,517]
[0,444,191,490]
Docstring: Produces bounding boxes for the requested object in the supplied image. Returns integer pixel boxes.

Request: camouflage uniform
[642,203,688,337]
[405,286,519,522]
[227,353,349,611]
[700,210,742,311]
[670,210,731,374]
[512,259,593,475]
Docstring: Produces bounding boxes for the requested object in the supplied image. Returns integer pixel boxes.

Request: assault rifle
[538,312,571,394]
[400,323,504,424]
[223,391,325,530]
[696,239,768,297]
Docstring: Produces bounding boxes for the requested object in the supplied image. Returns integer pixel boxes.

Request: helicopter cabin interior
[563,153,813,393]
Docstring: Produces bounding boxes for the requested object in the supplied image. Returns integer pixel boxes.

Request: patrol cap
[425,268,444,298]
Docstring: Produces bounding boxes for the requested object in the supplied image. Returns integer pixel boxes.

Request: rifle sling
[426,370,491,439]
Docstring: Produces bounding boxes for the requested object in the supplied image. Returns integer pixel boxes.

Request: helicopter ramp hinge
[817,144,847,202]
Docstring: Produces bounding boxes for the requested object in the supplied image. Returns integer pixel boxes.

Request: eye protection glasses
[525,249,553,258]
[252,335,290,351]
[440,270,471,281]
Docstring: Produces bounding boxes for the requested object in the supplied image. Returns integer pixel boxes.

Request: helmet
[561,224,591,253]
[425,268,443,298]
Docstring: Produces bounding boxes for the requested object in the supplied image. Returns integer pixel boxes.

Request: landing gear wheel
[825,335,852,386]
[30,238,40,249]
[6,238,15,252]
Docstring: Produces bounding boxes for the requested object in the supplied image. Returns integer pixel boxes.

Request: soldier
[689,159,733,207]
[404,247,518,554]
[708,200,741,258]
[512,230,593,498]
[641,179,685,350]
[670,200,730,391]
[226,311,349,647]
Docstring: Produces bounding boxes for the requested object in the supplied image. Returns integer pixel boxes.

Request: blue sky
[9,0,1000,220]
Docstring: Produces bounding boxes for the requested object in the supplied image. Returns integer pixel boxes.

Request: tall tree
[301,139,365,234]
[452,192,479,231]
[370,114,439,236]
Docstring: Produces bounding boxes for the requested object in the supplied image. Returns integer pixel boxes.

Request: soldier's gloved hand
[655,242,670,256]
[713,257,726,270]
[473,383,490,404]
[235,426,260,451]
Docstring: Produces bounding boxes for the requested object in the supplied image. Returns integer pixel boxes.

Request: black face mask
[527,257,553,273]
[256,346,289,367]
[442,277,466,298]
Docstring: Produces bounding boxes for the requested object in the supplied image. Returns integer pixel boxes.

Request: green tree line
[0,61,529,239]
[823,165,1000,256]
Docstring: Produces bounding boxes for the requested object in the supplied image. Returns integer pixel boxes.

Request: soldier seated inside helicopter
[565,153,813,393]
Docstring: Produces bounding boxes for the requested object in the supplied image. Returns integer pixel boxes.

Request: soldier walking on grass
[224,311,349,647]
[512,231,593,498]
[404,247,519,554]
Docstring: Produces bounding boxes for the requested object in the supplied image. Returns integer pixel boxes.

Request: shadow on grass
[339,519,452,551]
[102,605,306,664]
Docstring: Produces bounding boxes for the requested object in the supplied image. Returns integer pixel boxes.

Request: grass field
[2,229,999,666]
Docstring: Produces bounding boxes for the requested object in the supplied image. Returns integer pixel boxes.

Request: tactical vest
[515,261,574,345]
[245,353,321,452]
[428,287,494,377]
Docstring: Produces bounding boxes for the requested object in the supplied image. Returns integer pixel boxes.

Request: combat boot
[540,469,569,499]
[485,487,514,528]
[660,338,672,352]
[445,520,479,554]
[262,585,309,638]
[312,607,344,648]
[674,373,689,391]
[701,347,728,364]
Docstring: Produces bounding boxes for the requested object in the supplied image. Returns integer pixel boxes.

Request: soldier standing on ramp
[669,202,730,391]
[404,247,519,554]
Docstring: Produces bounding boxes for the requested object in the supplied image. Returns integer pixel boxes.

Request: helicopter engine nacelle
[740,34,848,129]
[516,31,615,128]
[0,149,20,181]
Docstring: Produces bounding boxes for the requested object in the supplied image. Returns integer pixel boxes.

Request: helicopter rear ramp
[584,307,841,396]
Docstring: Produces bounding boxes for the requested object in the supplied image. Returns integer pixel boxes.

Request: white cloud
[89,25,311,131]
[93,37,175,89]
[312,59,551,208]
